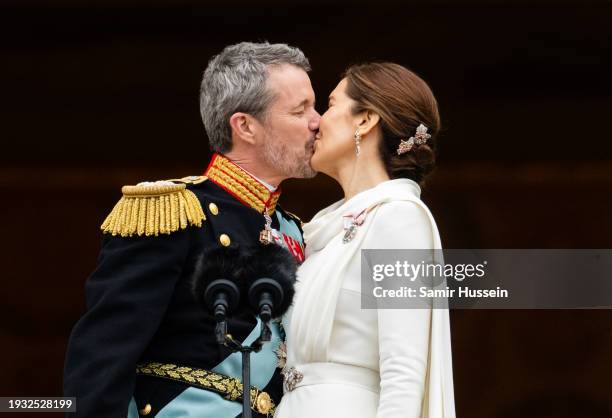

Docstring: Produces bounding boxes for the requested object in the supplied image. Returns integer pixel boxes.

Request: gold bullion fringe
[100,184,205,237]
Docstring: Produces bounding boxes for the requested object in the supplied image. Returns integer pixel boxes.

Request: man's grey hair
[200,41,311,154]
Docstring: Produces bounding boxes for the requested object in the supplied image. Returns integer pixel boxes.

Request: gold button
[139,404,152,416]
[219,234,231,247]
[208,203,219,215]
[255,391,273,414]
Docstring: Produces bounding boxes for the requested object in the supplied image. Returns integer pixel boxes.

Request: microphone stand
[208,277,283,417]
[222,321,272,418]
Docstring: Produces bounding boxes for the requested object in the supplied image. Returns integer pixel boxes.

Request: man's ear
[229,112,260,146]
[356,110,381,137]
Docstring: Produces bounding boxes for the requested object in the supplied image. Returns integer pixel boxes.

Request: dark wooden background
[1,1,611,417]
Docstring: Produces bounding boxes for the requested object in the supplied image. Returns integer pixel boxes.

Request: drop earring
[354,130,361,156]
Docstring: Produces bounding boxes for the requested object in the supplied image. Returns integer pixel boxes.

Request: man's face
[258,64,320,179]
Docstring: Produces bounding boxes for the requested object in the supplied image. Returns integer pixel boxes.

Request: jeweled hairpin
[397,123,431,155]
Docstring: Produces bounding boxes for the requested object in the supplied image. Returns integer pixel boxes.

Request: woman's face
[311,78,360,174]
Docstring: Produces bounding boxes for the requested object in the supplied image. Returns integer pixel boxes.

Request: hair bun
[343,62,440,186]
[414,144,436,172]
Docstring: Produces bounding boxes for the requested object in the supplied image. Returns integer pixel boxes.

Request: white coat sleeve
[362,201,434,418]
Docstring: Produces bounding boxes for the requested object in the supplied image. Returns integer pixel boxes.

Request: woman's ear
[229,112,259,146]
[356,110,381,137]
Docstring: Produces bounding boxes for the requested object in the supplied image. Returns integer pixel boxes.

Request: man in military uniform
[64,42,320,418]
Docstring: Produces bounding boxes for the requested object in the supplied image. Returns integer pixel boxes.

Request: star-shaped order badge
[275,341,287,369]
[273,318,287,369]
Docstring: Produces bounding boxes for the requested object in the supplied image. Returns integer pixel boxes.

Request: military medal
[342,215,359,243]
[259,207,274,245]
[342,207,371,244]
[275,341,287,369]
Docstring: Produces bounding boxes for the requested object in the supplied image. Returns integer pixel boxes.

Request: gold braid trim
[216,157,270,197]
[268,193,280,211]
[206,154,281,214]
[207,166,268,213]
[100,183,205,237]
[136,362,275,416]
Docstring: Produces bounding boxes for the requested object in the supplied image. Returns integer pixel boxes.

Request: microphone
[244,244,298,321]
[205,279,240,322]
[191,244,299,418]
[192,246,249,343]
[192,244,298,343]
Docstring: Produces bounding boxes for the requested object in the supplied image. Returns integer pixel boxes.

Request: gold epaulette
[100,178,207,237]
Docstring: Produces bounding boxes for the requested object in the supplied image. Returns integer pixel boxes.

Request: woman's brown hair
[344,62,440,186]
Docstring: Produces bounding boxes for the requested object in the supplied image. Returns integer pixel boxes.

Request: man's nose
[309,110,321,131]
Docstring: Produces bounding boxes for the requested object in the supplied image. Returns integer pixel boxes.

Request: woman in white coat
[274,63,456,418]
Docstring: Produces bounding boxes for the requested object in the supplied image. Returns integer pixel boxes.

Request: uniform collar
[204,153,282,214]
[242,167,277,192]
